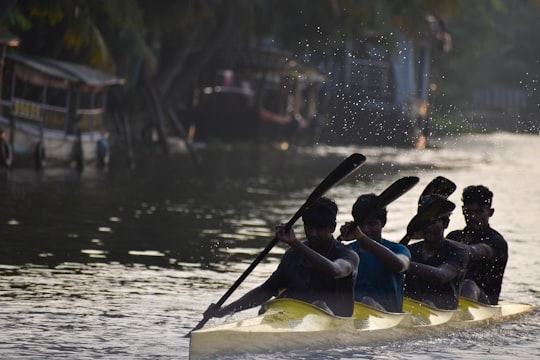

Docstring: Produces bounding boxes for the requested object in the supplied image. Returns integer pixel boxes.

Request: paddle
[351,176,420,225]
[399,176,456,245]
[186,153,366,335]
[417,176,456,204]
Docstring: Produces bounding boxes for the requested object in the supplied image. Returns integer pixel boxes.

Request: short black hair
[302,197,338,228]
[462,185,493,208]
[352,193,387,222]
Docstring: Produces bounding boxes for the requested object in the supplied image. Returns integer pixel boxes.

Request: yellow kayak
[189,297,534,359]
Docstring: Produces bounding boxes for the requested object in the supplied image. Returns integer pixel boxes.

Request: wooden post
[167,107,200,164]
[147,86,170,156]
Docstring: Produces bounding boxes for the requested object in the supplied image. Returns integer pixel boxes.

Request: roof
[5,53,125,92]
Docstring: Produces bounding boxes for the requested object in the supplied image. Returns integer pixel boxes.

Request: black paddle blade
[377,176,420,209]
[294,153,367,244]
[186,153,366,336]
[400,197,456,245]
[419,176,456,203]
[286,153,367,228]
[352,176,419,224]
[400,176,456,245]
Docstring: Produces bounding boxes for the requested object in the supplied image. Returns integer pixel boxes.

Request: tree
[6,0,535,136]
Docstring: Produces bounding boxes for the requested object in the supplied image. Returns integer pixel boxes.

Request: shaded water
[1,132,539,359]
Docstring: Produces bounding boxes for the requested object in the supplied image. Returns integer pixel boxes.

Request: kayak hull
[189,297,534,359]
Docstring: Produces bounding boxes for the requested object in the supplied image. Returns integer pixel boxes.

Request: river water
[1,132,539,359]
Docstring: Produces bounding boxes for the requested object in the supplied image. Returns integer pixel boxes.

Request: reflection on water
[1,133,540,359]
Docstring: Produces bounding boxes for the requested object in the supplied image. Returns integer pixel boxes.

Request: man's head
[462,185,493,207]
[411,194,454,241]
[302,196,338,229]
[352,193,387,241]
[352,193,387,223]
[302,197,338,250]
[461,185,494,230]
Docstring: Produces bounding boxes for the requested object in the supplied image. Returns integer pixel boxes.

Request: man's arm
[288,239,354,278]
[447,238,494,261]
[277,224,356,279]
[467,243,494,260]
[341,222,409,272]
[407,262,458,284]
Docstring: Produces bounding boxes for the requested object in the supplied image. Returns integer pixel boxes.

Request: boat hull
[0,118,109,168]
[189,297,534,359]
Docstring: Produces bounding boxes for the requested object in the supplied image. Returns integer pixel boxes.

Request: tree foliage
[2,0,539,121]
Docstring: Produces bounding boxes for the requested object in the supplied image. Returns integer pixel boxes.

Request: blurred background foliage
[1,0,539,133]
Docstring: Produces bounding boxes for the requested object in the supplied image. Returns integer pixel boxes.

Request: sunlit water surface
[1,132,539,359]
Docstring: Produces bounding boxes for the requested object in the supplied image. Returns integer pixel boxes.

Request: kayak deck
[189,297,534,359]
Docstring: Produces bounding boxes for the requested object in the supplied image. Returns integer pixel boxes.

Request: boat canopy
[4,53,125,93]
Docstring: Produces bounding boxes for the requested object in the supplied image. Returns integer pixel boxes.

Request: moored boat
[0,53,125,170]
[189,297,534,359]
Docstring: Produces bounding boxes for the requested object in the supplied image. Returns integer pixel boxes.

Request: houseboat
[0,53,124,169]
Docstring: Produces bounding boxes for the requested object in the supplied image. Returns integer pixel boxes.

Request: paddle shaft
[188,153,366,334]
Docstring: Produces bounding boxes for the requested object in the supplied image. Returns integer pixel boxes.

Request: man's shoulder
[408,240,423,250]
[483,228,508,256]
[334,240,360,263]
[485,227,507,243]
[446,229,463,240]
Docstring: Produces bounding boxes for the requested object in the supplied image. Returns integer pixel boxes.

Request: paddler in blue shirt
[404,195,469,310]
[339,194,411,313]
[204,197,360,318]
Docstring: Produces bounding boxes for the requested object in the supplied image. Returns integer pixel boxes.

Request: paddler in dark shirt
[404,195,469,310]
[204,197,360,318]
[447,185,508,305]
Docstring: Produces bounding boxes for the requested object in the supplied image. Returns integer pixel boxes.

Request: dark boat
[181,46,326,147]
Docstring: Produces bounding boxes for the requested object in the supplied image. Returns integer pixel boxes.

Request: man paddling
[339,194,411,312]
[446,185,508,305]
[404,195,469,310]
[203,197,360,318]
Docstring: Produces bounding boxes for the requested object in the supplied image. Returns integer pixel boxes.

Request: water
[1,132,539,359]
